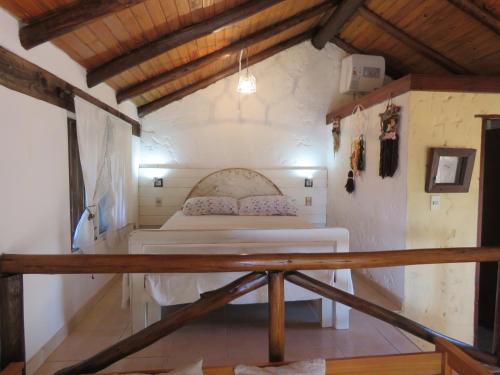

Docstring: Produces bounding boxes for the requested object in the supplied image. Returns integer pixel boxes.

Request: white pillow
[235,359,325,375]
[124,359,203,375]
[238,195,298,216]
[182,196,238,216]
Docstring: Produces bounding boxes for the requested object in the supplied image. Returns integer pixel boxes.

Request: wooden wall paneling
[448,0,500,36]
[116,2,332,102]
[19,0,148,49]
[86,0,286,87]
[358,6,471,74]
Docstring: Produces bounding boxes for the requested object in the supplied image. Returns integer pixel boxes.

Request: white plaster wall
[326,93,410,302]
[141,41,352,168]
[0,8,139,370]
[0,85,115,362]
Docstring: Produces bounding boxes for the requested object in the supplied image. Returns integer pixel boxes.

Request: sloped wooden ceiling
[1,0,499,117]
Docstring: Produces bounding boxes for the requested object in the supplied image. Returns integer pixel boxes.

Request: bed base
[129,228,352,333]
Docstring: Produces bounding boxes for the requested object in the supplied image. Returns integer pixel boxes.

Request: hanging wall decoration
[345,105,367,194]
[379,100,401,178]
[332,116,341,154]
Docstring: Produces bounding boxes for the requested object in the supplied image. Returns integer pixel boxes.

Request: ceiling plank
[87,0,286,88]
[312,0,365,49]
[0,46,141,136]
[19,0,147,50]
[358,6,472,75]
[448,0,500,36]
[330,36,406,79]
[138,30,313,117]
[117,2,333,103]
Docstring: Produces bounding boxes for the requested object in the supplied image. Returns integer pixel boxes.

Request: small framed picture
[153,177,163,188]
[304,178,313,188]
[425,148,476,193]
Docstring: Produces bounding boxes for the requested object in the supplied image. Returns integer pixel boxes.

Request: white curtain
[73,97,132,252]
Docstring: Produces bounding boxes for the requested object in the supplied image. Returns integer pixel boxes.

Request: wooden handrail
[2,247,500,274]
[435,337,491,375]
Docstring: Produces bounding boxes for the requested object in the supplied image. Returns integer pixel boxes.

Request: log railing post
[0,274,25,372]
[268,271,285,363]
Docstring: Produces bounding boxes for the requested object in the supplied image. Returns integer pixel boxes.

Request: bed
[128,168,353,333]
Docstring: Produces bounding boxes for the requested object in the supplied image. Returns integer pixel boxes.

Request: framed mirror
[425,148,476,193]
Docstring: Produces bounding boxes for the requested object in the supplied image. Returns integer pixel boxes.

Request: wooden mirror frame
[425,148,476,193]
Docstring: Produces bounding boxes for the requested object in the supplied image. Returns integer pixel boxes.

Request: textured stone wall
[140,41,352,168]
[326,93,410,303]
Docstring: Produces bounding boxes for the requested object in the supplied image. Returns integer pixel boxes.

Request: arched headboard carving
[185,168,282,201]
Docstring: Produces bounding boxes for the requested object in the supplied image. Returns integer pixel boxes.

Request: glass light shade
[237,73,256,94]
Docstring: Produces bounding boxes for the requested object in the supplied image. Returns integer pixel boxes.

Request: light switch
[305,196,312,206]
[431,195,440,210]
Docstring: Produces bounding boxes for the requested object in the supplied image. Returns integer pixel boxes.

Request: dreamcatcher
[379,99,401,178]
[345,105,367,193]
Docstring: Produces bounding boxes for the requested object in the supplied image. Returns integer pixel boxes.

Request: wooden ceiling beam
[448,0,500,36]
[117,2,333,103]
[87,0,286,88]
[0,46,141,136]
[330,36,406,79]
[358,6,471,75]
[312,0,366,49]
[138,30,314,117]
[19,0,147,50]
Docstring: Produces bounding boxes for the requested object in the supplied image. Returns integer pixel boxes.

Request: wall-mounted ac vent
[339,54,385,94]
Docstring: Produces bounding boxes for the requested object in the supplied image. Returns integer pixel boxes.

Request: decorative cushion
[238,195,298,216]
[182,196,238,216]
[235,359,325,375]
[123,359,203,375]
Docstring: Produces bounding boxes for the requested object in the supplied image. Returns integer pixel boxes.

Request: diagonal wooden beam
[116,2,333,103]
[87,0,286,88]
[285,271,499,366]
[358,6,471,75]
[448,0,500,36]
[138,30,314,117]
[19,0,147,50]
[330,36,405,79]
[55,272,267,375]
[312,0,366,49]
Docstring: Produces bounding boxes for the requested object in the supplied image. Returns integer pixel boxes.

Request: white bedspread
[143,212,352,306]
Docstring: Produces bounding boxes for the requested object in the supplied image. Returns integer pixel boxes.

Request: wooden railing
[1,247,500,375]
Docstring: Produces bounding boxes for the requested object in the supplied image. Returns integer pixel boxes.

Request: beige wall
[404,91,500,348]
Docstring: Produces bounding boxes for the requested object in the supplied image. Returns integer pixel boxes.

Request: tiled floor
[34,274,420,374]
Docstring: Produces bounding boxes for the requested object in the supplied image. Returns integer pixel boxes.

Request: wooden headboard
[138,166,327,227]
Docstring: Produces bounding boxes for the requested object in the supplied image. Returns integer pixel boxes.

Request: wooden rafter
[312,0,366,49]
[358,6,471,75]
[137,30,314,117]
[330,36,406,79]
[19,0,147,50]
[0,46,141,136]
[448,0,500,36]
[116,2,333,103]
[87,0,286,88]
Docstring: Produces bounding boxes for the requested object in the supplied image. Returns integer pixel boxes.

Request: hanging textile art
[379,101,401,178]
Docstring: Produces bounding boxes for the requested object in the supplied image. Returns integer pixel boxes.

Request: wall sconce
[304,178,313,188]
[154,177,163,188]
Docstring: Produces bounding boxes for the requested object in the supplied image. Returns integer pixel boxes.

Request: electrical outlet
[155,197,162,206]
[305,196,312,206]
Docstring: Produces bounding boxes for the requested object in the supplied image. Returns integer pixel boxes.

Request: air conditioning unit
[339,54,385,94]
